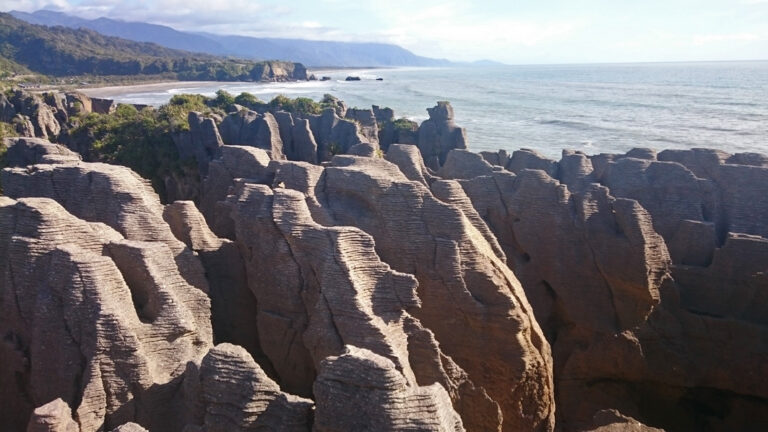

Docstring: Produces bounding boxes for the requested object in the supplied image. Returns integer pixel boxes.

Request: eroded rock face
[191,344,313,432]
[3,137,81,167]
[314,346,464,432]
[219,110,285,159]
[0,197,212,432]
[452,147,768,431]
[199,145,273,238]
[417,102,467,170]
[9,91,61,140]
[307,108,368,161]
[231,184,499,430]
[172,112,224,176]
[1,161,209,293]
[163,201,261,360]
[265,156,555,431]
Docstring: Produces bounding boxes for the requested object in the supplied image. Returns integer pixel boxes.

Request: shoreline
[78,80,230,98]
[76,67,386,99]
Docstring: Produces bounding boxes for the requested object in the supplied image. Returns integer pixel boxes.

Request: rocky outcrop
[90,97,117,115]
[219,109,285,159]
[1,92,17,122]
[264,156,555,431]
[172,112,224,176]
[1,161,210,293]
[163,201,261,361]
[345,107,379,145]
[314,346,464,432]
[190,344,313,431]
[231,183,500,430]
[2,137,81,166]
[452,147,768,431]
[199,145,273,237]
[248,61,308,82]
[437,149,496,179]
[0,197,212,431]
[9,90,61,140]
[417,102,467,170]
[307,108,369,161]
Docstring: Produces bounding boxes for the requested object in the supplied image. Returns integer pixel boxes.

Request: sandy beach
[77,81,227,98]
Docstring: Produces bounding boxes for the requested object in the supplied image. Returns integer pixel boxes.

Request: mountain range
[9,10,453,67]
[0,13,307,82]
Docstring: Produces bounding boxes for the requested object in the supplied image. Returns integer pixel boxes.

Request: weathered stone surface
[231,184,498,430]
[219,109,285,159]
[163,201,262,363]
[480,149,510,168]
[267,156,554,431]
[308,108,367,161]
[174,112,223,176]
[437,149,495,179]
[0,197,212,432]
[10,91,61,139]
[193,344,313,432]
[585,410,664,432]
[453,148,768,431]
[385,143,436,186]
[314,346,464,432]
[379,118,419,151]
[27,399,79,432]
[345,107,379,145]
[3,137,81,167]
[417,102,467,169]
[90,97,116,114]
[506,148,558,177]
[199,145,272,237]
[274,110,295,159]
[64,92,93,115]
[109,423,149,432]
[1,161,209,293]
[1,92,17,122]
[290,118,318,163]
[598,157,715,250]
[347,142,377,157]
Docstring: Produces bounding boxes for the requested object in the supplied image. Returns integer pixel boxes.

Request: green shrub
[211,89,235,109]
[69,103,194,200]
[159,93,211,131]
[234,92,265,110]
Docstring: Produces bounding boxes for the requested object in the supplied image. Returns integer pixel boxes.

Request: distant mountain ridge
[9,10,453,67]
[0,13,308,81]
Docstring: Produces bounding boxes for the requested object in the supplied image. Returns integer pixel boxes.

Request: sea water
[90,61,768,159]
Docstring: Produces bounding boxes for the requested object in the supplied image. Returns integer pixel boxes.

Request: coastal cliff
[1,94,767,432]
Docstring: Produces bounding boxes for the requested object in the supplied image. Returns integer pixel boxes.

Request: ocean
[85,61,768,160]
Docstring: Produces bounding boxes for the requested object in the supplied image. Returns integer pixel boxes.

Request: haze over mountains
[9,10,453,67]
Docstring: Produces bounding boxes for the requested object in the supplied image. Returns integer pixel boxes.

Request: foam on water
[88,61,768,159]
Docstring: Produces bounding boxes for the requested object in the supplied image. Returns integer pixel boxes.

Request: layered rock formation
[2,98,766,432]
[454,146,768,431]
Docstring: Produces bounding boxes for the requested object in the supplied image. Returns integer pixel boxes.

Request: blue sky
[6,0,768,64]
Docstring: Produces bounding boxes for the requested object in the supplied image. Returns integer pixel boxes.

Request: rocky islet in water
[1,89,767,431]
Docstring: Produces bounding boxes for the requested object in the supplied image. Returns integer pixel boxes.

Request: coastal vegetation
[0,13,307,84]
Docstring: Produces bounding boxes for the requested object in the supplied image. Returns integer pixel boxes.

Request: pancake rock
[186,343,313,432]
[231,183,499,430]
[0,197,212,431]
[314,346,463,432]
[265,155,555,431]
[163,201,261,360]
[1,160,209,293]
[219,109,285,159]
[417,102,467,170]
[448,146,768,431]
[2,137,81,167]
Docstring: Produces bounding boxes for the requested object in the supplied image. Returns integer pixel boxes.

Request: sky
[4,0,768,64]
